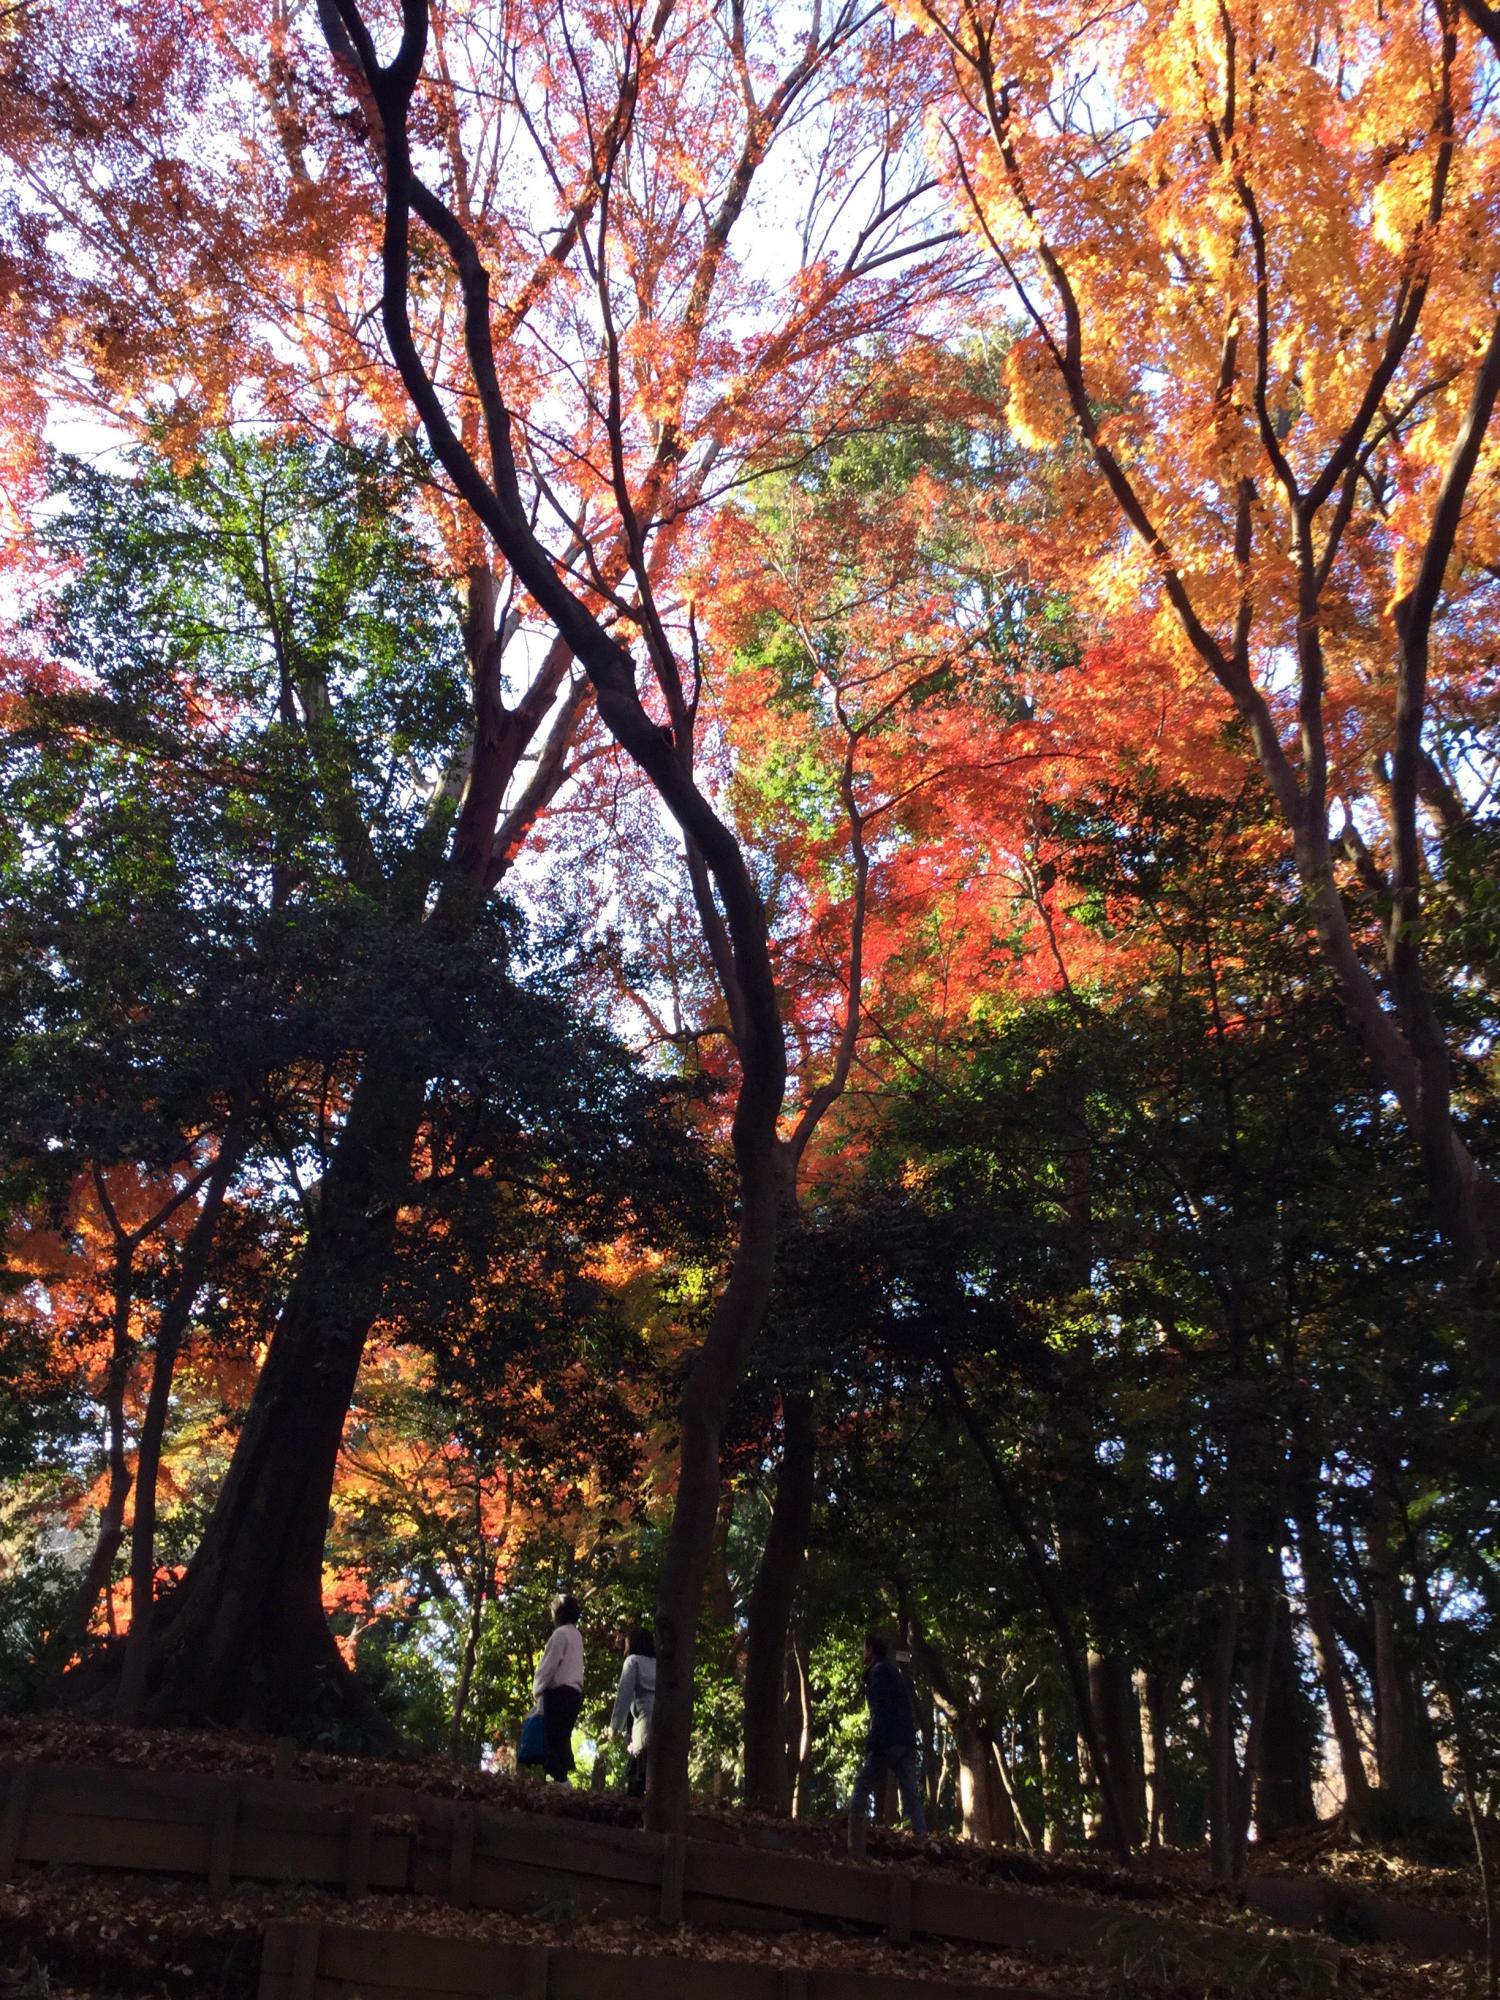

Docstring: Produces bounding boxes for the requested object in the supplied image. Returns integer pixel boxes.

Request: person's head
[553,1593,581,1628]
[627,1625,655,1659]
[864,1630,889,1667]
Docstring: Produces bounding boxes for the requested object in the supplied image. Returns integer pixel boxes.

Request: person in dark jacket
[849,1630,927,1854]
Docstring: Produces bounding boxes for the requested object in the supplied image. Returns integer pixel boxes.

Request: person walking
[849,1630,927,1854]
[609,1626,657,1799]
[533,1594,585,1785]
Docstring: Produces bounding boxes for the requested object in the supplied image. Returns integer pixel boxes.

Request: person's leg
[543,1685,581,1782]
[892,1745,927,1835]
[848,1749,885,1857]
[626,1748,647,1798]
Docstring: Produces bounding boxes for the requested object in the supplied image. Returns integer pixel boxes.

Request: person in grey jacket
[609,1626,656,1799]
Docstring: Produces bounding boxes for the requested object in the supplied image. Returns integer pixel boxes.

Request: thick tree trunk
[1234,1550,1280,1873]
[645,1146,782,1834]
[1291,1468,1374,1829]
[1138,1668,1177,1851]
[1366,1486,1448,1826]
[1255,1584,1318,1839]
[742,1388,817,1812]
[1206,1591,1241,1881]
[1090,1649,1144,1848]
[955,1723,993,1844]
[139,1054,430,1728]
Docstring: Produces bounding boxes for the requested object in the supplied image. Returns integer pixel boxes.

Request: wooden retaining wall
[256,1916,1077,2000]
[0,1757,1347,1985]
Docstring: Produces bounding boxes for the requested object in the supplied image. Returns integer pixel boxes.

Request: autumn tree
[906,0,1500,1282]
[0,0,972,1822]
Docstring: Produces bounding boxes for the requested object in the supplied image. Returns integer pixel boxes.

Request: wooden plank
[233,1806,409,1890]
[0,1766,33,1883]
[449,1804,476,1908]
[680,1894,799,1934]
[345,1793,374,1898]
[777,1972,808,2000]
[257,1919,296,2000]
[291,1916,322,2000]
[659,1833,686,1924]
[548,1947,770,2000]
[208,1782,241,1902]
[685,1841,886,1927]
[815,1978,1073,2000]
[515,1943,550,2000]
[473,1808,664,1887]
[26,1761,218,1827]
[321,1926,502,1992]
[17,1804,207,1876]
[466,1851,658,1922]
[886,1871,911,1945]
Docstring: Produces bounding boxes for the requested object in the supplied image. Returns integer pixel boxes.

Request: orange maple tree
[905,0,1500,1274]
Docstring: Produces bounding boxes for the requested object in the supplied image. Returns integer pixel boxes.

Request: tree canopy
[2,0,1499,1917]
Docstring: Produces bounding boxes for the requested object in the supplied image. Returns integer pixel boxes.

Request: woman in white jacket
[533,1594,585,1783]
[609,1626,656,1799]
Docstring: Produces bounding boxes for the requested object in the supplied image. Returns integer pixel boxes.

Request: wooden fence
[256,1916,1080,2000]
[0,1756,1353,1988]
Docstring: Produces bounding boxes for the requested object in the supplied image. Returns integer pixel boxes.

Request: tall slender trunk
[785,1626,813,1817]
[52,1238,135,1661]
[937,1357,1133,1860]
[990,1727,1035,1848]
[742,1387,817,1811]
[117,1128,243,1723]
[1291,1449,1374,1829]
[449,1574,487,1760]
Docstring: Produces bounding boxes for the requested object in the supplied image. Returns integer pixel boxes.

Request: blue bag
[518,1709,547,1765]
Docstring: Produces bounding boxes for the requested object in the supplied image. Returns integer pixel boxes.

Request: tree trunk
[1255,1583,1318,1839]
[116,1129,243,1723]
[449,1569,487,1761]
[1291,1452,1375,1830]
[140,1053,430,1728]
[1138,1668,1177,1851]
[938,1358,1133,1860]
[1234,1549,1280,1876]
[1090,1648,1144,1848]
[742,1387,817,1812]
[785,1626,813,1818]
[989,1727,1034,1847]
[51,1239,136,1663]
[955,1723,992,1844]
[645,1144,783,1833]
[1366,1485,1448,1826]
